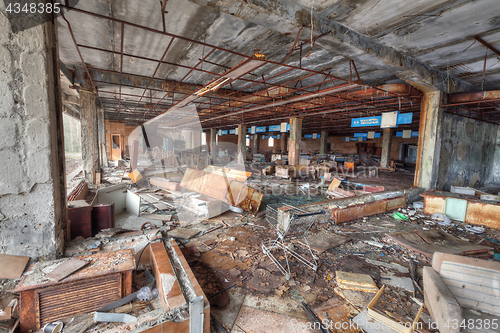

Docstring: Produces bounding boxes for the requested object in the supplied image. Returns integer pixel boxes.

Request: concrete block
[26,119,49,150]
[0,150,24,195]
[0,45,13,80]
[0,81,14,117]
[23,83,49,119]
[423,266,462,333]
[20,51,46,85]
[0,11,11,44]
[27,150,51,184]
[0,119,17,148]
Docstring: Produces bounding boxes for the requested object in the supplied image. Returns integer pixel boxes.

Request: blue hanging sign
[256,126,266,133]
[343,137,367,141]
[229,129,236,134]
[269,125,281,132]
[351,116,381,127]
[397,113,413,125]
[354,132,381,138]
[304,134,321,139]
[396,131,419,138]
[220,130,228,135]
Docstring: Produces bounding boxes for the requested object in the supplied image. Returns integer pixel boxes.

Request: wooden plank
[45,259,89,282]
[386,229,492,258]
[180,168,263,213]
[336,271,378,293]
[19,289,36,333]
[14,250,135,292]
[149,243,186,311]
[333,200,387,224]
[423,267,462,333]
[202,165,252,182]
[439,261,500,315]
[0,254,30,279]
[432,252,500,274]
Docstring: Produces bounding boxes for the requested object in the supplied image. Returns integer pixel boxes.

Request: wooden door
[111,134,122,160]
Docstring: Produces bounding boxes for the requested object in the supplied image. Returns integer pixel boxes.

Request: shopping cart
[262,203,326,280]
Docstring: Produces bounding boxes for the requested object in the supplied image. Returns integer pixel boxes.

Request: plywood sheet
[0,254,30,279]
[45,259,90,282]
[386,229,492,258]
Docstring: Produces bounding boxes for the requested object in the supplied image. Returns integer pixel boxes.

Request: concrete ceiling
[57,0,500,132]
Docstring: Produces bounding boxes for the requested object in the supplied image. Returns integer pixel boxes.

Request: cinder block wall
[0,8,66,259]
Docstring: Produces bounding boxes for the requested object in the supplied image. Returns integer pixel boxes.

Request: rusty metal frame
[59,3,424,128]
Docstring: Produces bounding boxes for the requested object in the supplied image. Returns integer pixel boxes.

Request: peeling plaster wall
[437,113,498,191]
[0,7,66,259]
[490,126,500,184]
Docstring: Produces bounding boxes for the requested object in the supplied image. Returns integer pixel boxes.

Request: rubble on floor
[3,158,500,333]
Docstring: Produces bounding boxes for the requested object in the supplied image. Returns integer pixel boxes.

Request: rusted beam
[446,90,500,105]
[475,36,500,57]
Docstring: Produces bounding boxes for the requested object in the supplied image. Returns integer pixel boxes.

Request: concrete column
[80,87,100,183]
[210,128,217,163]
[251,134,259,153]
[280,133,288,152]
[97,102,107,167]
[237,125,247,164]
[288,118,302,165]
[193,130,202,153]
[320,131,328,154]
[0,10,66,259]
[380,129,393,168]
[414,91,443,189]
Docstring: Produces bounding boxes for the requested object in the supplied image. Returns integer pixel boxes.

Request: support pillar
[80,87,100,183]
[280,133,287,152]
[210,128,217,163]
[193,130,201,153]
[237,125,247,164]
[0,11,66,259]
[288,118,302,165]
[414,91,443,189]
[320,131,328,154]
[380,129,393,168]
[97,102,107,167]
[251,134,259,153]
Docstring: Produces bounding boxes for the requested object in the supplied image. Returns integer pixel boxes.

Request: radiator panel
[36,273,122,328]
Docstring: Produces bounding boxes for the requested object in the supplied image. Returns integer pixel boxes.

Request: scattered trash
[464,225,485,234]
[393,212,409,221]
[431,213,451,225]
[42,321,63,333]
[136,286,158,301]
[412,201,424,209]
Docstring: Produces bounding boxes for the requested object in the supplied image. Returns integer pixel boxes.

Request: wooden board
[14,250,135,292]
[45,259,89,282]
[336,271,379,293]
[440,261,500,316]
[149,242,186,310]
[432,252,500,274]
[302,231,351,253]
[0,254,30,279]
[386,229,492,258]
